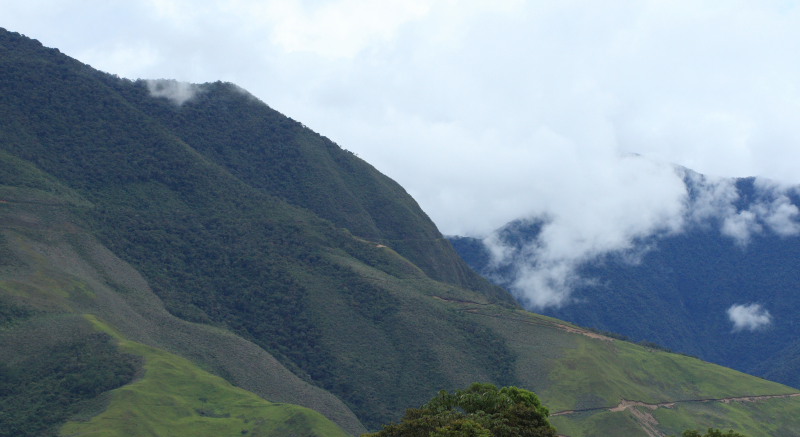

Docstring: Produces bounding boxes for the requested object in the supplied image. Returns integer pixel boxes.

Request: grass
[61,315,350,437]
[653,396,800,437]
[549,410,647,437]
[443,303,800,436]
[540,334,797,410]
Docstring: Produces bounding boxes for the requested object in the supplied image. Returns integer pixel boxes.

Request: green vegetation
[0,318,139,437]
[1,26,800,437]
[447,303,800,436]
[61,316,349,437]
[0,26,512,429]
[679,430,747,437]
[653,395,800,437]
[0,183,366,435]
[0,296,32,328]
[365,383,556,437]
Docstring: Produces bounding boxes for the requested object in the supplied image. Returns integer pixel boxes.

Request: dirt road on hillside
[553,393,800,437]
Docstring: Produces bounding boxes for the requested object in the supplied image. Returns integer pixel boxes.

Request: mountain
[449,174,800,390]
[2,27,800,436]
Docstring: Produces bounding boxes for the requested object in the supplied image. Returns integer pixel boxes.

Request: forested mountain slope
[2,27,800,436]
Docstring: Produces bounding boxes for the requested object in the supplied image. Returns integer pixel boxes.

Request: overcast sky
[6,0,800,308]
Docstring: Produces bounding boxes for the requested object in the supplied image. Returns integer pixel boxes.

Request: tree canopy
[364,383,557,437]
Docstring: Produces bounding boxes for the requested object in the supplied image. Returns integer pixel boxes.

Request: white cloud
[78,43,161,77]
[484,170,800,309]
[720,210,761,246]
[680,172,800,245]
[145,79,200,105]
[727,303,772,332]
[478,154,688,308]
[683,174,800,245]
[682,171,740,224]
[265,0,431,59]
[752,180,800,237]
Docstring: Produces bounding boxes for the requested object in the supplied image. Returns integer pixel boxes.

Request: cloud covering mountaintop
[482,169,800,308]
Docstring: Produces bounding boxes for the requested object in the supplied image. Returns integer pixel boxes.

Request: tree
[363,383,557,437]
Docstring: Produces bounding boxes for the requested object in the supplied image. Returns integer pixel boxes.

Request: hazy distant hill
[450,176,800,389]
[3,27,800,436]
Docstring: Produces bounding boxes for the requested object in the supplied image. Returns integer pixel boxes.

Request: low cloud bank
[689,174,800,246]
[482,166,800,310]
[727,303,772,332]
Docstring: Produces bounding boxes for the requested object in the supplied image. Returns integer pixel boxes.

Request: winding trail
[553,392,800,417]
[553,393,800,437]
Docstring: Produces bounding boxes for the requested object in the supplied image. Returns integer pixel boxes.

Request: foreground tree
[363,383,557,437]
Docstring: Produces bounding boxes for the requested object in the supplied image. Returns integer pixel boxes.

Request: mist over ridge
[463,163,800,310]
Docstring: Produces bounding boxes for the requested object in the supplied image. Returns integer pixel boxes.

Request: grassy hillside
[0,185,363,435]
[62,316,349,437]
[2,27,800,436]
[429,299,800,435]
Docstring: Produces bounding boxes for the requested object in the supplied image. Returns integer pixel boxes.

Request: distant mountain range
[450,172,800,389]
[2,27,800,436]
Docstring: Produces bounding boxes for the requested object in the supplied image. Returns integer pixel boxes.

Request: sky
[5,0,800,312]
